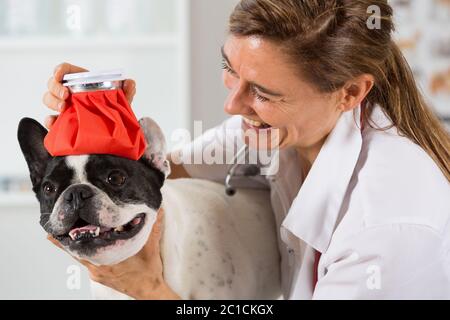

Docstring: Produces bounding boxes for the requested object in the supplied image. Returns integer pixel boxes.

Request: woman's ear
[338,74,375,112]
[138,117,171,178]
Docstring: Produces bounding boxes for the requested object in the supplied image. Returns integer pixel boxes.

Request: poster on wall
[391,0,450,125]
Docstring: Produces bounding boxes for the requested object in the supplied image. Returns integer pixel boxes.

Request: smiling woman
[179,0,450,299]
[221,35,350,162]
[224,0,449,180]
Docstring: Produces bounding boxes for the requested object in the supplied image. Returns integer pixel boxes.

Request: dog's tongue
[71,225,97,233]
[70,225,111,234]
[68,225,101,240]
[100,226,112,233]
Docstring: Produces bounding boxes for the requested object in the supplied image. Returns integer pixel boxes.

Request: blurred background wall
[0,0,448,299]
[391,0,450,121]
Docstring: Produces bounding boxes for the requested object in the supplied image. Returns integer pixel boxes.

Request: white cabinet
[0,0,191,201]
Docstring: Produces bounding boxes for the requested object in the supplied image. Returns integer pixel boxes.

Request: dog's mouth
[54,213,146,246]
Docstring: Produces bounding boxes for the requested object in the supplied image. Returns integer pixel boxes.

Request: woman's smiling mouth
[241,116,284,150]
[242,116,272,130]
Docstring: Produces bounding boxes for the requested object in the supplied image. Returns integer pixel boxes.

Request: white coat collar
[280,105,363,253]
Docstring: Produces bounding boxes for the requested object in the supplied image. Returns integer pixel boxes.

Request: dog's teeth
[114,226,124,232]
[94,227,100,237]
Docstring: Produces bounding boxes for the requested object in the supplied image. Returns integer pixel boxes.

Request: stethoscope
[225,145,261,196]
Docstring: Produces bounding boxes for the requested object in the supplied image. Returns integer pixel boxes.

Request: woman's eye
[107,171,127,186]
[221,60,270,103]
[250,86,270,103]
[42,182,56,196]
[221,60,236,76]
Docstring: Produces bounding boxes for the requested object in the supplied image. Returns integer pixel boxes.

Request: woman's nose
[223,79,254,116]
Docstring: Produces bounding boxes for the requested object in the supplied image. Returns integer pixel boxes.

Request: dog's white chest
[92,178,281,300]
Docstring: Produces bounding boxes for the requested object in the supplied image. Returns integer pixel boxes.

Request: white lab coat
[172,104,450,299]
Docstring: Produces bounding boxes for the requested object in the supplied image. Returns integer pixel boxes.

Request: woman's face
[222,35,343,152]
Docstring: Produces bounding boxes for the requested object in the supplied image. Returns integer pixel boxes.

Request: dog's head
[17,117,170,265]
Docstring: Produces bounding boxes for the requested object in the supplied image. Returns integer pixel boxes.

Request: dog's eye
[42,182,56,196]
[107,171,127,186]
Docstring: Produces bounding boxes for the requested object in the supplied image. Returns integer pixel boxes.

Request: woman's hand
[48,208,180,300]
[42,62,137,129]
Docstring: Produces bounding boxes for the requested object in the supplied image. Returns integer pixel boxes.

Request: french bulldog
[17,117,281,299]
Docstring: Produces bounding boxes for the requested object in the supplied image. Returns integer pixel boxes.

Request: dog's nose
[64,185,94,211]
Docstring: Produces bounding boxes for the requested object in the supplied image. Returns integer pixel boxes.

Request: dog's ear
[17,118,51,190]
[138,117,171,178]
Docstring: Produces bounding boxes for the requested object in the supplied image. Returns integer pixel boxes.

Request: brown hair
[229,0,450,181]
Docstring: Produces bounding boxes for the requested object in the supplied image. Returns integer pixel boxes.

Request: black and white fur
[17,117,281,299]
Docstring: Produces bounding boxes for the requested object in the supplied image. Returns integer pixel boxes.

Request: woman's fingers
[153,208,164,241]
[150,208,164,244]
[47,234,63,249]
[78,259,98,271]
[48,75,69,100]
[44,63,88,112]
[123,79,136,104]
[44,115,58,129]
[46,235,100,271]
[45,64,135,113]
[43,90,65,112]
[81,260,121,284]
[46,234,107,284]
[141,208,164,258]
[53,62,88,82]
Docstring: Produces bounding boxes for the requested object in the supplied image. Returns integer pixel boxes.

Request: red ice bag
[44,70,146,160]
